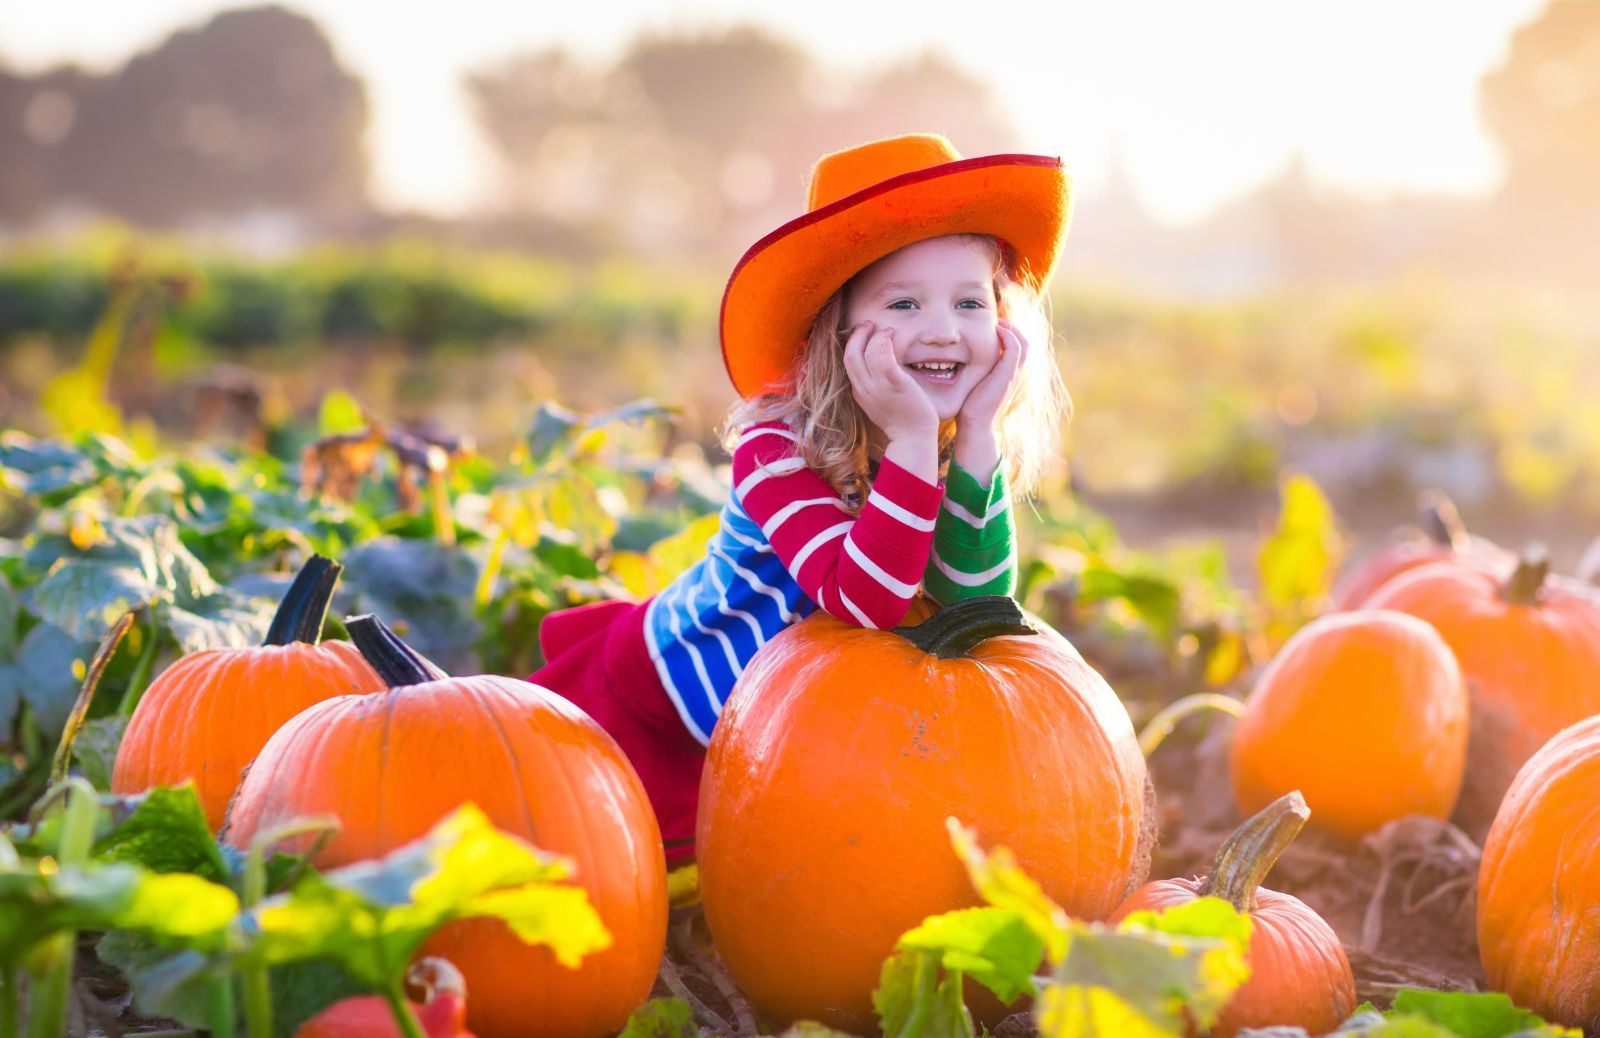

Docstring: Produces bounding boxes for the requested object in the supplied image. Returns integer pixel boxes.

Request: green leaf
[525,402,583,464]
[0,573,20,659]
[317,390,369,437]
[618,998,698,1038]
[1386,989,1580,1038]
[1038,898,1252,1038]
[946,819,1070,963]
[72,715,127,790]
[27,515,270,652]
[0,663,18,744]
[1119,897,1254,948]
[897,906,1044,1004]
[778,1024,864,1038]
[0,433,100,499]
[875,950,974,1038]
[13,622,94,737]
[248,804,609,990]
[97,932,217,1030]
[342,538,483,675]
[93,785,231,882]
[1257,473,1341,626]
[268,958,369,1038]
[0,853,238,965]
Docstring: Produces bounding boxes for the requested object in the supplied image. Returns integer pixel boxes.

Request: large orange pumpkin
[1364,544,1600,832]
[1478,714,1600,1033]
[1230,609,1467,839]
[697,596,1150,1031]
[1111,791,1355,1038]
[113,555,385,829]
[1329,491,1510,610]
[223,615,667,1038]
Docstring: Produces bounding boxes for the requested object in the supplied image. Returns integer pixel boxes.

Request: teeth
[910,362,958,373]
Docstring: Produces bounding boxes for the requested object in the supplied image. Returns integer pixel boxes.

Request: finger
[866,328,900,383]
[842,321,873,385]
[998,321,1028,374]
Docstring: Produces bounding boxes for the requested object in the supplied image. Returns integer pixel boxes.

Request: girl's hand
[959,319,1028,432]
[953,319,1028,482]
[843,320,939,443]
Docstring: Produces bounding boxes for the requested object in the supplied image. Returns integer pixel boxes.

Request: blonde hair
[723,234,1070,507]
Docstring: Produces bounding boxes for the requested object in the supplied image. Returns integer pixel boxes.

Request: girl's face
[843,235,1001,422]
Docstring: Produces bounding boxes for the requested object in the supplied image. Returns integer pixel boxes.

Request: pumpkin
[1111,791,1356,1038]
[1330,491,1510,610]
[112,555,385,830]
[1478,714,1600,1033]
[697,596,1151,1031]
[296,958,477,1038]
[1229,609,1467,839]
[223,615,666,1038]
[1364,544,1600,834]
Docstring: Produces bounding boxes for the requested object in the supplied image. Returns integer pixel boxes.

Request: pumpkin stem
[891,596,1036,659]
[263,555,342,647]
[346,614,449,687]
[1417,491,1468,552]
[1501,543,1550,607]
[1198,791,1309,913]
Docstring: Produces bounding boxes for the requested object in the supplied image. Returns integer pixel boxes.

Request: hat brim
[720,153,1071,399]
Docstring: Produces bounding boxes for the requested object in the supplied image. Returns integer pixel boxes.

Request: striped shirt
[643,420,1016,744]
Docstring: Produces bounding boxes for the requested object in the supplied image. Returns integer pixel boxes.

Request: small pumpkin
[1330,491,1510,610]
[697,596,1151,1032]
[112,555,385,830]
[1230,609,1468,839]
[1478,714,1600,1033]
[1364,543,1600,834]
[1111,791,1356,1038]
[296,958,477,1038]
[223,615,666,1038]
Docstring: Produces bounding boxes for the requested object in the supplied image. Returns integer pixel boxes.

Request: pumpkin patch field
[4,255,1600,1037]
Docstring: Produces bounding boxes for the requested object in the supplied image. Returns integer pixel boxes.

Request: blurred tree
[466,48,632,219]
[56,5,370,226]
[1480,0,1600,214]
[467,28,1022,261]
[840,52,1021,159]
[0,64,95,223]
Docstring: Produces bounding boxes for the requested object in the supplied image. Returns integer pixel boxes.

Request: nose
[918,309,959,346]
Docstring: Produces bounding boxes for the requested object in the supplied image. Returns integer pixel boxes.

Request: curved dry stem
[1138,693,1245,758]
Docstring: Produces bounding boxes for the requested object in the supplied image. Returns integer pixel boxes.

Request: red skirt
[528,598,705,868]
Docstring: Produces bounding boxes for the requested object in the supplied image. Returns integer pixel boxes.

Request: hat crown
[806,134,963,212]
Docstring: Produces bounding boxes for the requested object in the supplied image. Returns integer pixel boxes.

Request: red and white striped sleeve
[731,421,942,629]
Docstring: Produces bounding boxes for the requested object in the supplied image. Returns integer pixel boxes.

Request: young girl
[530,133,1071,864]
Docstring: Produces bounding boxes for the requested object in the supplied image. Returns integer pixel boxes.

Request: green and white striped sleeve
[923,461,1016,603]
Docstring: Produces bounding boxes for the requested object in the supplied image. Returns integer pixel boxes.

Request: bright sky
[0,0,1549,225]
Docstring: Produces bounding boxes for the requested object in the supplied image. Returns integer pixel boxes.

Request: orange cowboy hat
[719,133,1072,398]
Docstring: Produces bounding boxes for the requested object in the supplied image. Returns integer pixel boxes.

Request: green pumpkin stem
[1502,543,1550,607]
[891,596,1036,660]
[1198,791,1309,913]
[346,614,448,687]
[1418,491,1468,552]
[263,555,342,647]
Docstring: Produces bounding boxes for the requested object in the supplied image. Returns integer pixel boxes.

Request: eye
[886,299,917,310]
[957,298,987,310]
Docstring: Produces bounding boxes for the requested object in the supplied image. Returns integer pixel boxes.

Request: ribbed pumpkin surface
[1113,879,1354,1037]
[1230,609,1468,838]
[1478,714,1600,1033]
[112,640,383,829]
[1365,558,1600,795]
[697,603,1148,1031]
[224,676,667,1038]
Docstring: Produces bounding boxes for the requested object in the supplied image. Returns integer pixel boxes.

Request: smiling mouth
[907,361,963,383]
